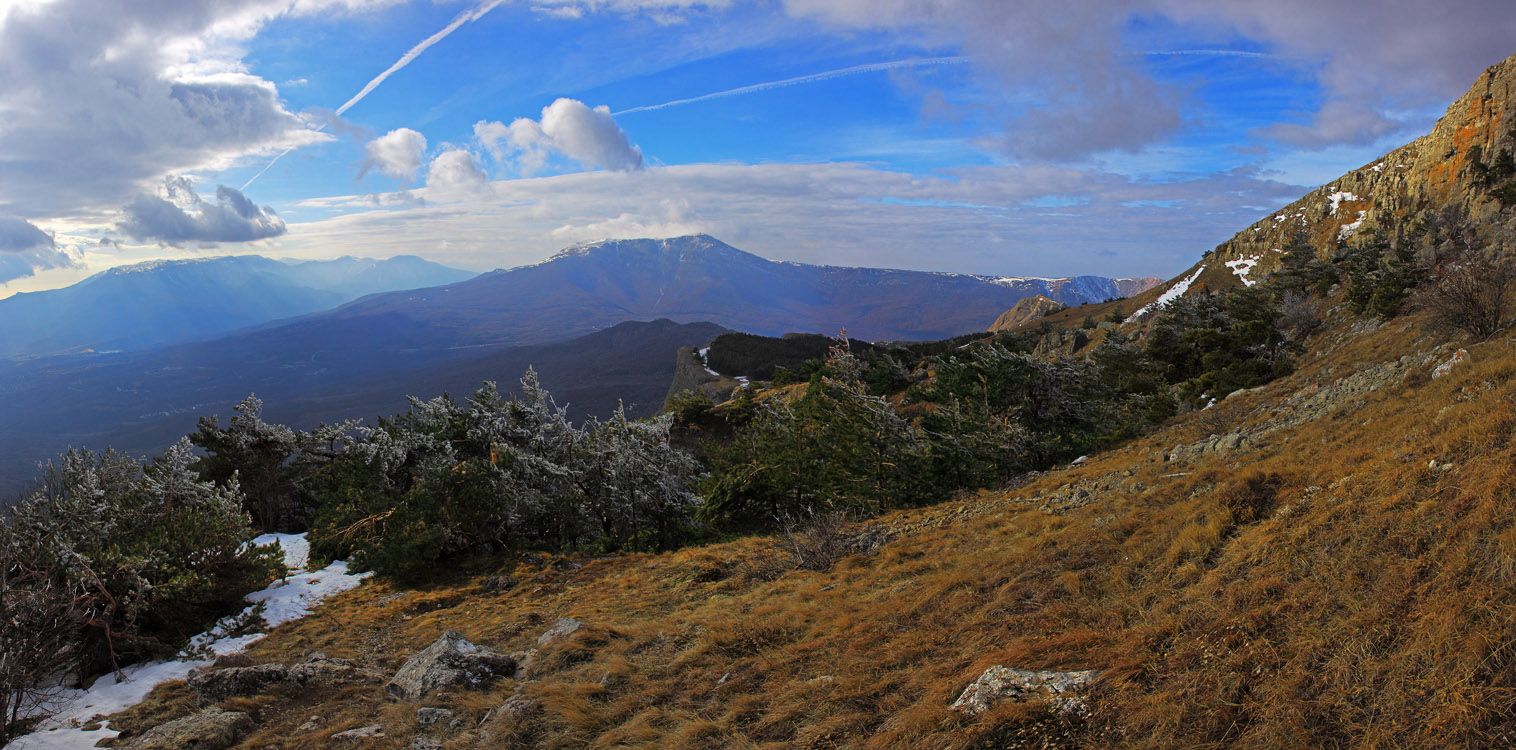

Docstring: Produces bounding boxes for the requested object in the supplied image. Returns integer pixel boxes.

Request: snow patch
[1338,210,1367,240]
[1129,265,1205,320]
[9,534,369,750]
[1326,191,1359,215]
[1224,257,1260,287]
[1371,162,1384,173]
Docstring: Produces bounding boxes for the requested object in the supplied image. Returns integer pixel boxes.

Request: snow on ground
[696,347,721,377]
[1225,257,1259,287]
[1327,191,1360,215]
[1129,265,1205,320]
[7,534,369,750]
[1339,210,1367,240]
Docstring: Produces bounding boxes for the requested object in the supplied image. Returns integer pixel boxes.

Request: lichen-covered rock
[386,630,516,701]
[288,653,384,686]
[187,663,289,704]
[1433,348,1469,378]
[330,724,385,742]
[416,706,456,727]
[536,617,587,648]
[412,738,444,750]
[951,666,1099,717]
[119,708,253,750]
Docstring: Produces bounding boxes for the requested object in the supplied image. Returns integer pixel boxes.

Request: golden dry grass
[109,313,1516,749]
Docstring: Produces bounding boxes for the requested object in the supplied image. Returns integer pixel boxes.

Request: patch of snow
[696,348,721,378]
[1326,191,1359,215]
[8,534,369,750]
[1371,161,1384,173]
[1338,210,1367,240]
[1129,265,1205,321]
[1224,257,1259,287]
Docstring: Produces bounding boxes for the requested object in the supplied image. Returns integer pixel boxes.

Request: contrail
[614,57,971,116]
[1142,49,1276,59]
[243,0,505,190]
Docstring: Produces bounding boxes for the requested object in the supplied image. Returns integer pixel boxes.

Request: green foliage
[1339,227,1419,319]
[1081,314,1097,329]
[1145,288,1296,406]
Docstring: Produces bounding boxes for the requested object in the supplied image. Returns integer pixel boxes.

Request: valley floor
[97,310,1516,748]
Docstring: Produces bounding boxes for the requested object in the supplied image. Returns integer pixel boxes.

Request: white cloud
[361,128,428,181]
[267,162,1307,279]
[427,148,489,191]
[476,98,643,175]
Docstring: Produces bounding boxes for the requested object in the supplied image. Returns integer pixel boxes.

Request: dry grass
[109,314,1516,749]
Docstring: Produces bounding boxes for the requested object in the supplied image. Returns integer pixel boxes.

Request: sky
[1,0,1514,297]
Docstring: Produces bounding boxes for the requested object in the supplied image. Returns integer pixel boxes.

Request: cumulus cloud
[0,215,80,283]
[427,149,489,191]
[116,177,286,246]
[361,128,429,181]
[476,98,643,175]
[0,0,390,218]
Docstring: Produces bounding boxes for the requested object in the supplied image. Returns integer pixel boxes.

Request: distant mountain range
[301,235,1159,348]
[0,234,1159,495]
[0,254,474,360]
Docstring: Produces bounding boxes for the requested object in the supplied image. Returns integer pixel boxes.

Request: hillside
[50,51,1516,750]
[0,255,474,360]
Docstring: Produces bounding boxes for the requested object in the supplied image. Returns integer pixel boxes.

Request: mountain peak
[546,234,742,263]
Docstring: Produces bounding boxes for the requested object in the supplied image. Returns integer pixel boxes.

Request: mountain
[279,235,1158,351]
[0,319,727,498]
[0,254,475,360]
[1127,53,1516,311]
[989,295,1068,332]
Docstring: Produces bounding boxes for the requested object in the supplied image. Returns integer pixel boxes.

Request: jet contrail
[243,0,505,190]
[614,56,971,116]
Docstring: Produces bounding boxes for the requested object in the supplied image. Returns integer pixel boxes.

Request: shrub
[1416,246,1516,339]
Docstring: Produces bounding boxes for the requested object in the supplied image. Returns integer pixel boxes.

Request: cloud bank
[116,178,286,246]
[0,215,79,283]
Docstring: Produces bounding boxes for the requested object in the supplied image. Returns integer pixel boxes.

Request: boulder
[416,706,456,727]
[413,739,445,750]
[386,630,516,701]
[1432,348,1469,379]
[951,666,1098,717]
[187,663,289,704]
[330,724,385,742]
[119,708,253,750]
[536,618,587,648]
[288,653,384,687]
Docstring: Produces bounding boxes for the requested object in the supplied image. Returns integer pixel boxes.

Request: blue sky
[0,0,1513,296]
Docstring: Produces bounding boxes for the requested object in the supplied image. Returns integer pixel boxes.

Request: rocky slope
[989,295,1067,332]
[1132,51,1516,310]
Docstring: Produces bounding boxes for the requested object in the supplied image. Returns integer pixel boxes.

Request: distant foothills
[0,235,1159,497]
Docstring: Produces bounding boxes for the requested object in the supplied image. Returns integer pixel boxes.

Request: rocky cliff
[1150,52,1516,301]
[988,295,1067,332]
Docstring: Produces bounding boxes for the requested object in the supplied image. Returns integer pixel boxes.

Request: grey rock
[387,630,516,701]
[289,653,384,687]
[951,666,1099,717]
[416,706,455,727]
[118,708,253,750]
[413,739,445,750]
[331,724,385,742]
[482,693,537,725]
[536,618,587,648]
[187,663,288,705]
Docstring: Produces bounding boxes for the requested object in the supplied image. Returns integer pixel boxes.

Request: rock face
[1146,53,1516,304]
[951,667,1099,717]
[118,708,253,750]
[989,295,1068,332]
[664,346,740,407]
[386,630,517,701]
[187,664,289,705]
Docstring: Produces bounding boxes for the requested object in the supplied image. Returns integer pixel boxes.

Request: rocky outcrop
[187,663,288,705]
[536,617,588,648]
[187,654,382,705]
[664,346,741,408]
[989,295,1067,332]
[952,666,1099,716]
[330,724,385,742]
[386,630,516,701]
[118,708,253,750]
[1147,53,1516,304]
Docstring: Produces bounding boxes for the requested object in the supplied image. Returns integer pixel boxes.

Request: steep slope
[0,255,474,360]
[989,295,1067,332]
[1128,52,1516,314]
